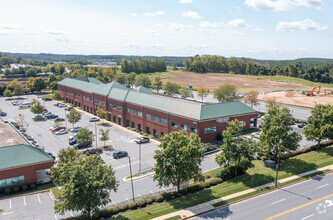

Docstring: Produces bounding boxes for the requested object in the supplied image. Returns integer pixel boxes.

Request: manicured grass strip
[213,169,331,207]
[0,183,57,200]
[255,75,333,88]
[165,215,181,220]
[109,146,333,220]
[51,186,61,198]
[241,128,259,135]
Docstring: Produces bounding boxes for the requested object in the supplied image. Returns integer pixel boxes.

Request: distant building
[57,77,258,143]
[9,64,32,69]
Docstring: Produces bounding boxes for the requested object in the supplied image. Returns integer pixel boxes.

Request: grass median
[109,146,333,220]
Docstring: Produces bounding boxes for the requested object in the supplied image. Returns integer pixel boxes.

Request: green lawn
[241,128,259,135]
[1,183,58,199]
[109,146,333,220]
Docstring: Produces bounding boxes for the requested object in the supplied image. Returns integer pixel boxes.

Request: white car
[58,103,67,108]
[55,129,68,135]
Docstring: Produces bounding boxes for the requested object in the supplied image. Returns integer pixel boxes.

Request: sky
[0,0,332,59]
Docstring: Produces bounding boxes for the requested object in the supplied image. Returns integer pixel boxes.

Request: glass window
[98,100,101,104]
[90,98,92,101]
[171,121,177,128]
[181,124,187,131]
[131,109,136,114]
[18,176,25,183]
[190,127,198,134]
[102,102,105,106]
[108,103,111,107]
[204,126,217,134]
[6,178,12,186]
[126,108,130,113]
[138,111,142,117]
[94,99,97,103]
[118,106,122,111]
[75,92,77,96]
[146,114,151,119]
[78,94,80,97]
[126,120,130,127]
[83,96,85,99]
[0,179,6,187]
[113,105,116,110]
[153,116,159,122]
[12,177,19,185]
[161,118,167,124]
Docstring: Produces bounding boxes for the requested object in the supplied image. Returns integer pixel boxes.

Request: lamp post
[128,156,135,201]
[95,121,98,148]
[139,143,142,173]
[64,109,67,128]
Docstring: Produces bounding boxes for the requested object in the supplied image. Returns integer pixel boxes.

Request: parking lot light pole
[139,143,141,173]
[64,109,67,128]
[128,156,135,201]
[95,121,97,148]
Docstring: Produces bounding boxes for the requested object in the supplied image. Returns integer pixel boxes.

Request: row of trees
[183,55,333,84]
[120,58,166,74]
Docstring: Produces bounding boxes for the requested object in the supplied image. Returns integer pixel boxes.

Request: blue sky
[0,0,332,59]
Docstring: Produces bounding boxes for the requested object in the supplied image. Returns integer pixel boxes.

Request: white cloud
[153,23,164,28]
[180,0,192,4]
[276,18,328,31]
[182,11,202,19]
[169,23,185,32]
[199,21,223,28]
[131,13,137,16]
[245,0,323,12]
[253,27,264,32]
[46,30,69,36]
[228,18,247,27]
[143,11,165,17]
[0,23,23,30]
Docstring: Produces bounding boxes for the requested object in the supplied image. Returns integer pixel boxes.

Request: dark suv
[136,136,150,144]
[113,151,128,159]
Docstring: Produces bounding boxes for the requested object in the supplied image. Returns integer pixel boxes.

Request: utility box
[264,160,276,168]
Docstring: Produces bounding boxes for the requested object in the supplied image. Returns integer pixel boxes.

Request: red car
[51,126,66,132]
[27,138,37,144]
[85,148,102,156]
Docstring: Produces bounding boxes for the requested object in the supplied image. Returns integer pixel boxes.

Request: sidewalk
[152,164,333,220]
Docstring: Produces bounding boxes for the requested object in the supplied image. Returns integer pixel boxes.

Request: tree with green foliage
[66,109,82,128]
[163,81,180,96]
[30,101,44,114]
[135,74,152,88]
[96,109,107,120]
[32,77,47,92]
[179,87,193,99]
[76,127,94,147]
[244,90,259,108]
[213,83,237,102]
[152,76,163,93]
[172,63,178,71]
[197,87,209,102]
[265,98,281,110]
[52,91,63,100]
[115,73,127,85]
[215,120,257,176]
[52,148,118,219]
[153,131,205,192]
[126,72,136,88]
[3,89,12,97]
[99,129,110,148]
[15,114,29,130]
[303,104,333,147]
[53,121,64,128]
[259,107,302,186]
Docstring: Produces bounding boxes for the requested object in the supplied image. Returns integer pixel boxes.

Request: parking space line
[23,196,26,206]
[55,215,58,220]
[316,184,329,189]
[138,194,141,197]
[301,214,315,220]
[149,190,154,194]
[9,199,11,209]
[125,197,130,202]
[112,201,116,206]
[162,187,167,192]
[37,194,41,204]
[70,212,74,217]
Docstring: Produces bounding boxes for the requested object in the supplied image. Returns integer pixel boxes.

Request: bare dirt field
[258,91,333,108]
[162,72,313,91]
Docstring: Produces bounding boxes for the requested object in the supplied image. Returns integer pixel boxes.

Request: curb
[123,171,155,182]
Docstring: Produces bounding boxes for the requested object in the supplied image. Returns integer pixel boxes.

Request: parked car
[19,103,31,108]
[297,123,307,128]
[42,109,48,113]
[85,148,102,156]
[54,118,65,122]
[58,103,67,108]
[73,143,92,149]
[113,151,128,159]
[136,136,150,144]
[69,133,77,140]
[46,114,58,119]
[42,97,52,101]
[28,139,37,144]
[252,132,261,139]
[89,117,100,122]
[64,106,73,111]
[12,100,23,106]
[46,152,56,160]
[32,114,44,121]
[69,137,77,145]
[42,111,52,116]
[55,129,68,135]
[51,126,66,132]
[70,126,82,132]
[0,112,7,116]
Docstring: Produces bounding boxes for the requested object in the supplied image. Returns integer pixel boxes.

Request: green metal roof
[57,78,257,121]
[0,144,53,170]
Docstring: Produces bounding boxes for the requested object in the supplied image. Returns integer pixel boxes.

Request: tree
[76,127,94,147]
[13,82,24,95]
[99,129,110,148]
[213,83,237,102]
[67,109,82,128]
[153,131,204,192]
[32,77,47,92]
[126,72,136,88]
[215,120,257,176]
[179,88,193,99]
[265,98,281,110]
[135,75,152,88]
[15,114,29,130]
[115,73,127,85]
[197,87,209,102]
[172,63,178,71]
[152,76,163,93]
[3,89,12,97]
[163,82,180,96]
[303,104,333,147]
[244,90,259,108]
[30,101,45,114]
[259,107,302,186]
[53,121,64,128]
[52,91,63,101]
[96,109,107,120]
[52,148,118,219]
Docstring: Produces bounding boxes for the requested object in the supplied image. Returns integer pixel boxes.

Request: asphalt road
[194,173,333,220]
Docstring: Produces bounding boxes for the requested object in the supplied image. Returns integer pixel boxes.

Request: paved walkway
[152,164,333,220]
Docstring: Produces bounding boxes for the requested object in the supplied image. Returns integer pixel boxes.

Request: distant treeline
[3,52,189,67]
[183,55,333,84]
[120,58,167,74]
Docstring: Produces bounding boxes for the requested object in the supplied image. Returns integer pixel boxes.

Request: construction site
[258,85,333,108]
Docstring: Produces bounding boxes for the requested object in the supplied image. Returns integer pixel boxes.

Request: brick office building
[57,78,258,143]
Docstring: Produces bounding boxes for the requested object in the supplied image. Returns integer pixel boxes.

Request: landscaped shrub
[135,198,146,207]
[30,183,37,189]
[207,177,223,186]
[13,186,20,193]
[187,184,201,193]
[162,192,172,200]
[111,206,120,215]
[117,203,129,212]
[145,196,154,204]
[4,188,11,195]
[127,201,138,210]
[152,194,164,203]
[180,187,189,195]
[148,134,154,139]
